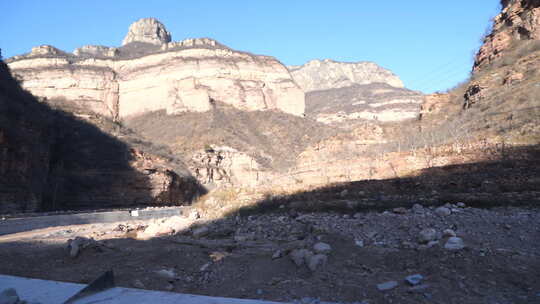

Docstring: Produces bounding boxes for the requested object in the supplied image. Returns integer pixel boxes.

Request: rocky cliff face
[474,0,540,71]
[288,59,404,92]
[0,60,203,214]
[7,18,305,118]
[458,0,540,143]
[122,18,171,46]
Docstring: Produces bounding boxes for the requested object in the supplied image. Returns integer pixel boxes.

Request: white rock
[354,239,365,248]
[435,207,451,216]
[443,229,457,237]
[444,237,465,250]
[289,249,313,267]
[313,242,332,254]
[405,274,424,286]
[418,228,438,244]
[199,262,211,272]
[132,279,145,289]
[155,269,177,280]
[377,281,398,291]
[189,210,200,220]
[307,254,328,271]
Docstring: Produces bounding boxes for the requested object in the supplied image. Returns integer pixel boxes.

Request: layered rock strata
[306,83,424,125]
[7,18,305,118]
[288,59,404,92]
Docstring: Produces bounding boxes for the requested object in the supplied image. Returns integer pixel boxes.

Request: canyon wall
[7,18,305,119]
[0,60,203,213]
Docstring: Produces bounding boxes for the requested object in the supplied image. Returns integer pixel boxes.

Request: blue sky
[1,0,501,93]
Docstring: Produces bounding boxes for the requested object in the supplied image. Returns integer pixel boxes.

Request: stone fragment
[289,249,313,267]
[307,254,328,271]
[443,229,457,237]
[377,281,398,291]
[189,210,200,220]
[313,242,332,254]
[66,236,97,258]
[444,237,465,250]
[354,239,364,248]
[155,269,177,280]
[427,240,439,248]
[272,250,283,259]
[418,228,437,244]
[405,274,424,286]
[435,206,451,216]
[199,262,211,272]
[456,202,466,208]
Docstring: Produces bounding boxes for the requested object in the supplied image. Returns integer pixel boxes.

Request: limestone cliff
[288,59,404,92]
[0,60,203,214]
[6,18,305,118]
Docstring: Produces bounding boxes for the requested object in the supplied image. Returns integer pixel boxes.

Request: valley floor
[0,202,539,304]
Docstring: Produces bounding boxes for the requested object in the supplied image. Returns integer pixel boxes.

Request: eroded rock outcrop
[7,19,305,118]
[474,0,540,71]
[288,59,404,92]
[122,18,172,46]
[190,146,264,188]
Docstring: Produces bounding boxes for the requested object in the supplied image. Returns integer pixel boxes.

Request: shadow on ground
[0,144,539,303]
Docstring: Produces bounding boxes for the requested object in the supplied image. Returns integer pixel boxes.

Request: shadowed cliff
[0,59,205,214]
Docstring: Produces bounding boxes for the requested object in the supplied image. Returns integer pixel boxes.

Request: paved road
[0,207,186,236]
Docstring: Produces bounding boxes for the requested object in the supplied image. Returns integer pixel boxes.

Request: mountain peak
[122,18,172,46]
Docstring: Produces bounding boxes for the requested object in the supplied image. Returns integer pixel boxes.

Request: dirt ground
[0,202,539,304]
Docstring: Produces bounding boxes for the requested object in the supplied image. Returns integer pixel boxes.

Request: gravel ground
[0,202,539,304]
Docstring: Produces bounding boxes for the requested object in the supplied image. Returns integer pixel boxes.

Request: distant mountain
[288,59,404,92]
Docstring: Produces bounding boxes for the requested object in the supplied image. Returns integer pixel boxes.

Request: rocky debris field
[0,202,539,304]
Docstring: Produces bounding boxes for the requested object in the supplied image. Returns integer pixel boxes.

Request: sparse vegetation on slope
[125,103,338,171]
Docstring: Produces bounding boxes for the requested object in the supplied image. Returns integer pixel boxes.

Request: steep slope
[125,104,337,187]
[7,18,305,118]
[0,60,203,214]
[421,0,540,144]
[271,0,540,191]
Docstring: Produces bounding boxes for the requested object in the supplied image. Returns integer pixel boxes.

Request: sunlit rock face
[288,59,404,92]
[122,18,172,46]
[7,19,305,118]
[474,0,540,71]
